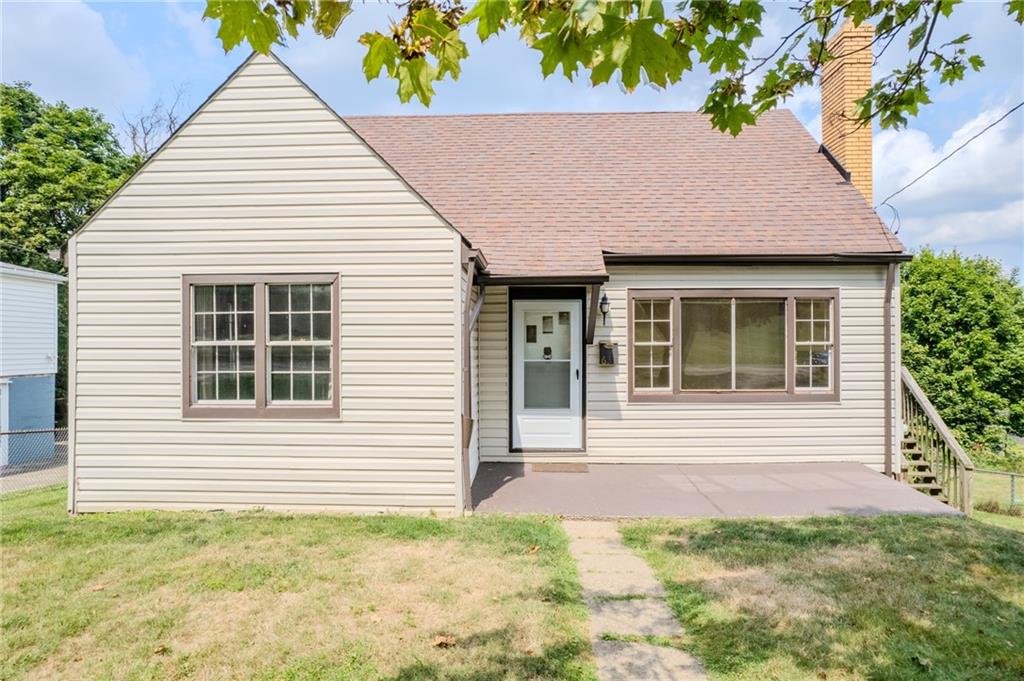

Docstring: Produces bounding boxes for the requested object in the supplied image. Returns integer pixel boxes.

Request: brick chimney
[820,20,874,204]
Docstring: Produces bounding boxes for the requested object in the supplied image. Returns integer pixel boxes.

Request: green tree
[901,249,1024,453]
[1,82,141,264]
[1,82,141,423]
[202,0,1024,135]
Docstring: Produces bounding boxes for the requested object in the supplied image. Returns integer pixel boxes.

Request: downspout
[883,263,897,478]
[461,257,486,511]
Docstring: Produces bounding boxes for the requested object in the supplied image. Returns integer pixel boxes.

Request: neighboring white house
[64,23,909,515]
[0,262,66,466]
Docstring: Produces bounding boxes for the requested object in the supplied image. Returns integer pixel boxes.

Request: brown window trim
[181,273,340,419]
[627,288,841,404]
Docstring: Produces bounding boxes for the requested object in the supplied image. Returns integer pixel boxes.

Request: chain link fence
[0,428,67,494]
[973,467,1023,512]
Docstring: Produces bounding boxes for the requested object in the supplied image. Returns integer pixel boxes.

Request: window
[632,299,672,390]
[629,289,839,402]
[182,274,339,419]
[192,285,256,402]
[795,298,833,390]
[267,284,333,403]
[678,298,787,391]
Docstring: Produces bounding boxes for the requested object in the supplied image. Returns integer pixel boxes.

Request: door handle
[576,368,580,380]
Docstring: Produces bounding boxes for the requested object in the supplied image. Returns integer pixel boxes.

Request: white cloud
[874,105,1024,269]
[166,0,220,58]
[874,104,1024,214]
[898,200,1023,247]
[0,0,151,114]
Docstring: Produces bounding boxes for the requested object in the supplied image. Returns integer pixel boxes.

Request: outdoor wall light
[599,293,610,325]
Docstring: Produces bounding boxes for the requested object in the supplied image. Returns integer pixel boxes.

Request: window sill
[628,390,840,404]
[182,404,340,420]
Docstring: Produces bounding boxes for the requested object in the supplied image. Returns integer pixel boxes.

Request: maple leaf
[313,0,353,39]
[432,634,457,648]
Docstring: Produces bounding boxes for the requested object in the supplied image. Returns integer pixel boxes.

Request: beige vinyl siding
[478,266,897,470]
[478,286,510,458]
[69,54,462,513]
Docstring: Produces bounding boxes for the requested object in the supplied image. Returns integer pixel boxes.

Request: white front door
[511,299,583,450]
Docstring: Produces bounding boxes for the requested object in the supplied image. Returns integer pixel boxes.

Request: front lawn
[622,515,1024,681]
[974,509,1024,532]
[0,486,596,681]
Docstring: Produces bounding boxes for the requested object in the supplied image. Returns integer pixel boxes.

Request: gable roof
[67,52,470,251]
[346,110,904,279]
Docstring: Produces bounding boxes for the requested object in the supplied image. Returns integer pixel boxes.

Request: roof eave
[602,252,913,265]
[477,273,610,286]
[0,262,68,283]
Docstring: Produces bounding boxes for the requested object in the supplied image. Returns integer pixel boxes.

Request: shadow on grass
[383,631,592,681]
[626,515,1024,681]
[255,631,592,681]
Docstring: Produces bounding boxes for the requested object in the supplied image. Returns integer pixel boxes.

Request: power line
[876,99,1024,210]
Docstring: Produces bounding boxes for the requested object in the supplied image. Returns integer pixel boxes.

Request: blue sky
[3,0,1022,271]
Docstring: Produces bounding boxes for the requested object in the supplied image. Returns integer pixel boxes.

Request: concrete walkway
[564,520,707,681]
[0,464,66,495]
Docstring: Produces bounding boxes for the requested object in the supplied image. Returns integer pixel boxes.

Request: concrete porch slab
[472,462,960,518]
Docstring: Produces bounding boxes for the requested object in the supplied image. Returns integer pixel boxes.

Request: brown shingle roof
[345,110,903,278]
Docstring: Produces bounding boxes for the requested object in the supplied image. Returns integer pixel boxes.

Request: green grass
[621,515,1024,681]
[974,509,1024,532]
[1,486,596,681]
[974,469,1023,508]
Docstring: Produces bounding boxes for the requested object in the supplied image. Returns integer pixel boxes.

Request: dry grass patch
[1,486,595,680]
[700,567,836,623]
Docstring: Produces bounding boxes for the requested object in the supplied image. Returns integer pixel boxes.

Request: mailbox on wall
[598,341,618,366]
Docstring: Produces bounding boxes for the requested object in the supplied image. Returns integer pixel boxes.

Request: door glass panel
[520,305,573,410]
[523,310,570,361]
[524,361,570,409]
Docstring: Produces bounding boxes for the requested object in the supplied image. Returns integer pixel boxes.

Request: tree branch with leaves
[197,1,1020,135]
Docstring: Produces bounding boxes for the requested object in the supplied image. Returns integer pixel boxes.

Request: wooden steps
[901,435,949,503]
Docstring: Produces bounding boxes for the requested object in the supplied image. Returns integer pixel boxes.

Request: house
[0,262,66,467]
[65,22,908,514]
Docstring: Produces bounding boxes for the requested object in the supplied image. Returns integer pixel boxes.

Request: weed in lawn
[598,631,689,649]
[591,593,650,602]
[976,498,1023,516]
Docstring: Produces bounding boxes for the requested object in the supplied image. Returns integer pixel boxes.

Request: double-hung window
[794,298,835,390]
[183,274,339,419]
[192,284,256,402]
[632,299,673,390]
[629,289,839,402]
